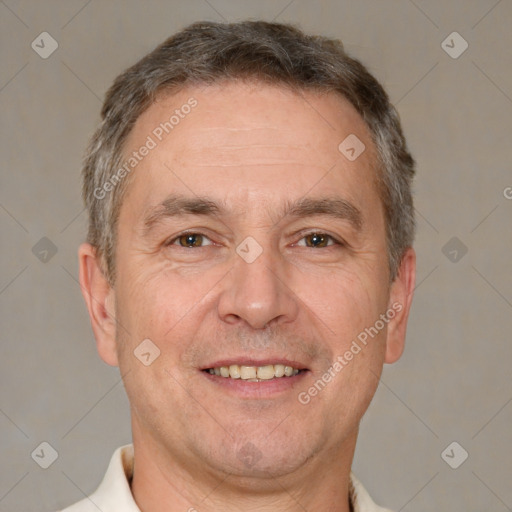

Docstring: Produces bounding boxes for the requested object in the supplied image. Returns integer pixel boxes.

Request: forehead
[121,81,380,217]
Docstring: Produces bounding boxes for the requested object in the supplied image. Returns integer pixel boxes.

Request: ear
[78,243,119,366]
[384,247,416,364]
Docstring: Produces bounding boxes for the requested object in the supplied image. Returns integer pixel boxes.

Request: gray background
[1,0,511,510]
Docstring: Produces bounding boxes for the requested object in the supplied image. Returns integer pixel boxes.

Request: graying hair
[82,20,415,283]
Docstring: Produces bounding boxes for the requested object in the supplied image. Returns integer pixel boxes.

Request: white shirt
[59,445,393,512]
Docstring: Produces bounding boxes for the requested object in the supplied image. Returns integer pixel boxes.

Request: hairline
[103,80,389,280]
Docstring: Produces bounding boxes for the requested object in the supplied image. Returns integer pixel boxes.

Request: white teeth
[274,364,285,377]
[240,366,257,380]
[208,364,301,380]
[229,364,241,379]
[256,365,275,380]
[284,366,294,377]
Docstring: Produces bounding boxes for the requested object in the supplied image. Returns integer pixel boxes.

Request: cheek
[113,262,226,356]
[303,265,389,344]
[299,263,389,404]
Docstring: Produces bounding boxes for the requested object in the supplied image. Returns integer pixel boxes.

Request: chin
[209,428,321,481]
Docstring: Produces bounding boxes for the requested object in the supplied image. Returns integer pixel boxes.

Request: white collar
[61,444,393,512]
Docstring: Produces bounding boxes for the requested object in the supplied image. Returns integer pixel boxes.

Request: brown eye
[176,234,204,247]
[304,233,330,248]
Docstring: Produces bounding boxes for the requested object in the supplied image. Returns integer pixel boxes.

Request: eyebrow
[142,194,363,235]
[281,197,363,231]
[143,195,223,234]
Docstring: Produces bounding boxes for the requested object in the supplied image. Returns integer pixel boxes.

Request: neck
[130,423,357,512]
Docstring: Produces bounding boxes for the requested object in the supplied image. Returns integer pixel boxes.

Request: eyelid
[164,229,346,248]
[293,230,345,249]
[166,231,214,247]
[292,230,345,247]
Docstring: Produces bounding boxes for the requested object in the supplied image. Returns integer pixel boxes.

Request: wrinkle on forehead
[120,83,381,231]
[170,136,340,178]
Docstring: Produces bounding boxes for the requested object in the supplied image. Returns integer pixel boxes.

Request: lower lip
[201,370,308,398]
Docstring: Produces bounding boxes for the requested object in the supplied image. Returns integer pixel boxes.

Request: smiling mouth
[203,364,303,381]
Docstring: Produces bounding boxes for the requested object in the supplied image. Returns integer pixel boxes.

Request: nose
[217,244,299,329]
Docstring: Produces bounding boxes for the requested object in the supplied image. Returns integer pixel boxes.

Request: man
[66,20,416,512]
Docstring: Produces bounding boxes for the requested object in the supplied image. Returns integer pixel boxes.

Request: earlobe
[384,247,416,364]
[78,243,119,367]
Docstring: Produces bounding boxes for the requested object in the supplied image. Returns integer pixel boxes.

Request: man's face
[93,82,412,479]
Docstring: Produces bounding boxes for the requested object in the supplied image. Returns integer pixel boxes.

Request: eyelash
[166,232,214,248]
[293,232,342,248]
[166,231,344,248]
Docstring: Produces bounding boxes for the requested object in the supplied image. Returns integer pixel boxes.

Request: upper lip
[202,357,309,370]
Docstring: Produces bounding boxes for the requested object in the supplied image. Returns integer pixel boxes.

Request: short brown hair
[82,20,415,283]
